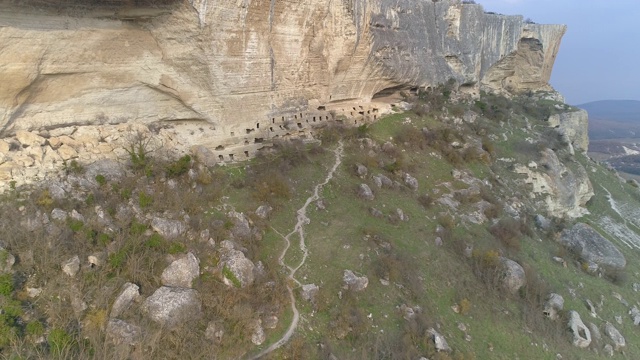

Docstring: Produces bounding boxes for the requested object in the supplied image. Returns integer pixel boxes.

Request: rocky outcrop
[500,257,526,294]
[548,109,589,153]
[515,149,593,218]
[0,1,565,185]
[142,286,202,328]
[568,310,591,348]
[161,252,200,288]
[343,270,368,292]
[559,223,626,271]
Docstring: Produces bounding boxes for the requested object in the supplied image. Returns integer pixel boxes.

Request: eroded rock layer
[0,0,567,189]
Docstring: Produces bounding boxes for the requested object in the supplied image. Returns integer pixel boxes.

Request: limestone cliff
[0,0,565,156]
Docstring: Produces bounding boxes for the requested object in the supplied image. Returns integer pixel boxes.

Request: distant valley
[583,100,640,178]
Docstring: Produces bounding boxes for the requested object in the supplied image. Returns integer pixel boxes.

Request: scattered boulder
[567,311,591,348]
[151,217,187,239]
[263,315,278,329]
[50,208,68,221]
[106,319,142,345]
[543,293,564,320]
[372,174,393,189]
[534,214,552,230]
[427,328,451,352]
[142,286,202,328]
[500,257,526,294]
[62,255,80,277]
[343,270,368,292]
[588,322,601,342]
[585,299,597,317]
[220,249,255,287]
[228,211,251,239]
[0,247,15,273]
[161,252,200,288]
[255,205,273,219]
[110,282,141,318]
[603,343,614,357]
[251,320,266,345]
[355,163,368,177]
[357,184,374,201]
[604,322,625,350]
[301,284,319,302]
[369,207,383,218]
[559,223,626,271]
[403,173,418,191]
[190,145,218,167]
[629,306,640,325]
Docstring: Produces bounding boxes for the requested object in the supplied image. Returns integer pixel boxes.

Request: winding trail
[249,141,344,359]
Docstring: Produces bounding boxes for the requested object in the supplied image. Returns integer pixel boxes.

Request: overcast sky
[479,0,640,105]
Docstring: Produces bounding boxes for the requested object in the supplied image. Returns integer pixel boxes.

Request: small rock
[355,163,368,177]
[369,207,383,217]
[26,287,42,298]
[62,255,80,277]
[88,254,104,268]
[400,304,416,320]
[106,319,142,346]
[161,252,200,288]
[110,282,140,318]
[263,315,278,329]
[372,174,393,188]
[603,344,614,357]
[402,173,418,191]
[255,205,272,219]
[0,247,15,273]
[251,320,265,345]
[434,237,443,246]
[228,211,252,239]
[534,214,551,230]
[604,322,625,350]
[220,248,255,287]
[316,199,326,210]
[427,328,451,352]
[50,208,68,221]
[301,284,319,302]
[395,208,408,222]
[543,293,564,320]
[343,270,368,292]
[585,299,597,317]
[357,184,374,201]
[629,306,640,325]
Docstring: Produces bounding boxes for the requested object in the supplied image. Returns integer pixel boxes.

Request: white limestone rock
[161,252,200,288]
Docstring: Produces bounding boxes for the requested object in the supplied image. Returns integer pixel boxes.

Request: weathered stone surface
[357,184,375,201]
[568,311,591,348]
[110,282,141,318]
[515,149,593,218]
[301,283,319,302]
[142,286,202,328]
[604,322,625,350]
[255,205,273,219]
[50,208,68,221]
[228,211,251,239]
[15,130,45,147]
[588,322,601,341]
[427,328,451,352]
[220,249,255,288]
[343,270,368,292]
[0,247,15,273]
[547,109,589,153]
[62,255,80,277]
[251,320,266,346]
[403,173,418,191]
[559,223,626,271]
[629,306,640,326]
[373,174,393,189]
[106,319,142,346]
[543,293,564,320]
[500,257,526,294]
[161,252,200,288]
[205,321,224,343]
[151,217,187,239]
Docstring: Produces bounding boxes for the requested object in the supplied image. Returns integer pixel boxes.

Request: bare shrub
[489,218,522,252]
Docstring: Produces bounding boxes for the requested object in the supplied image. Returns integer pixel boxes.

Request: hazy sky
[479,0,640,105]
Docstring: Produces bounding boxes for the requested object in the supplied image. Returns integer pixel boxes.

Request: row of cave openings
[213,105,380,162]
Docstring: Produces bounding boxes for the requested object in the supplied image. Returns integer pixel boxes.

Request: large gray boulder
[559,223,626,271]
[604,322,625,350]
[220,249,255,288]
[500,257,526,294]
[142,286,202,328]
[161,252,200,288]
[543,293,564,320]
[343,270,368,292]
[357,184,375,201]
[228,211,251,239]
[151,217,187,239]
[568,310,591,348]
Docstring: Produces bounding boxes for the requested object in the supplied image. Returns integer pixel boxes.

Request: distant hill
[577,100,640,122]
[579,100,640,140]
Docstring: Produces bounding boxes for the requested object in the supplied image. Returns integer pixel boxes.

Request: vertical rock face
[0,0,565,154]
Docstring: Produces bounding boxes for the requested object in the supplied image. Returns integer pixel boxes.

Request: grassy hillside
[1,89,640,359]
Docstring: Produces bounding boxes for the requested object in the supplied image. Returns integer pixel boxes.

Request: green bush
[26,321,45,336]
[68,219,84,232]
[129,220,147,236]
[48,328,75,356]
[138,191,153,208]
[95,174,107,186]
[145,233,165,249]
[0,274,13,296]
[167,242,187,255]
[166,155,192,177]
[222,265,241,288]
